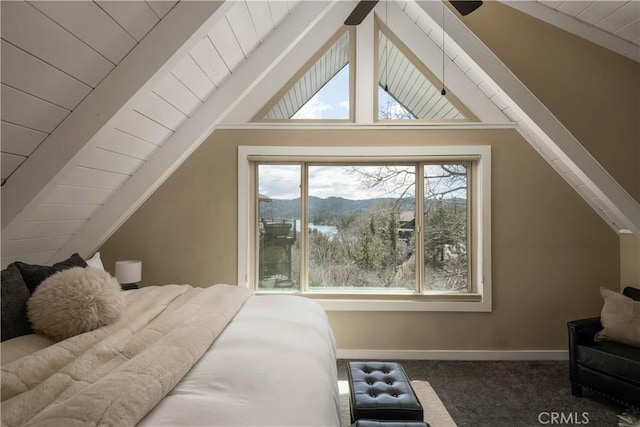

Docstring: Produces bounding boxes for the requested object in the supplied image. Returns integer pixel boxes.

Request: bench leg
[571,382,583,397]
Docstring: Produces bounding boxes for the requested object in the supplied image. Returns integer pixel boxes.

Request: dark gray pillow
[1,263,33,341]
[14,253,88,294]
[623,286,640,301]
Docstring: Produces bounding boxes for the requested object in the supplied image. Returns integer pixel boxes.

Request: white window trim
[238,145,492,312]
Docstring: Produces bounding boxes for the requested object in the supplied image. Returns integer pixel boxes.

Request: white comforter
[140,294,341,426]
[1,290,340,427]
[2,284,253,427]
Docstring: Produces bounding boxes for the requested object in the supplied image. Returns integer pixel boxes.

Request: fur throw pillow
[28,267,124,341]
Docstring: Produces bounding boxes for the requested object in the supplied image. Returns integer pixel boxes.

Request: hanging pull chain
[384,0,389,92]
[441,1,446,96]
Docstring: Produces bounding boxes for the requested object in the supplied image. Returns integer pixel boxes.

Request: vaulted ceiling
[1,0,639,267]
[508,1,639,61]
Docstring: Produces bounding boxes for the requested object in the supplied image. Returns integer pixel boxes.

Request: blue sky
[292,65,350,119]
[291,63,411,119]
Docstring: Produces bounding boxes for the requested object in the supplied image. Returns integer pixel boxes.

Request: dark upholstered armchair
[567,286,640,408]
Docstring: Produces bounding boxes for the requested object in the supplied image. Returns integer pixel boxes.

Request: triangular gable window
[379,87,416,119]
[377,25,472,121]
[261,30,352,120]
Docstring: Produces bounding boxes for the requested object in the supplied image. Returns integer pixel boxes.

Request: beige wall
[461,1,640,203]
[460,1,639,293]
[100,128,619,351]
[620,234,640,290]
[99,4,638,352]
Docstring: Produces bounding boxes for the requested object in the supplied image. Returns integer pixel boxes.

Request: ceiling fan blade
[449,1,483,16]
[344,0,379,25]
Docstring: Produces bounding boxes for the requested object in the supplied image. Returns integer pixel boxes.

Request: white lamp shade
[115,260,142,284]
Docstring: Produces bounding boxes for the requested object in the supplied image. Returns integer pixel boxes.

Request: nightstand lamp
[115,260,142,290]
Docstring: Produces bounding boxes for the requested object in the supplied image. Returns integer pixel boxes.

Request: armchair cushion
[576,341,640,385]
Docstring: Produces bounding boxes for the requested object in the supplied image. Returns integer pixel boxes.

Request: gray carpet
[337,360,630,427]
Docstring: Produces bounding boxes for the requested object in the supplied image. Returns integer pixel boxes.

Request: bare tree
[378,90,414,119]
[349,163,470,292]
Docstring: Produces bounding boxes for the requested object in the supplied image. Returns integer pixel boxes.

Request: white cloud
[309,166,415,200]
[258,165,301,199]
[293,96,332,119]
[260,166,417,201]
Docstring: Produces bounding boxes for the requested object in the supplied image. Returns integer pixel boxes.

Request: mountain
[258,196,417,222]
[259,195,467,225]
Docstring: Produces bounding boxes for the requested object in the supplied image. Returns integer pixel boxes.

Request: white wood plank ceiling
[378,30,465,120]
[503,0,640,61]
[538,1,640,44]
[1,0,301,266]
[1,0,637,268]
[401,0,638,235]
[0,1,177,185]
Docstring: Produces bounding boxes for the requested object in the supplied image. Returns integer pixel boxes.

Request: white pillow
[85,252,105,270]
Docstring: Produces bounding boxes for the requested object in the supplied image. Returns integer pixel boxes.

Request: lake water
[295,222,338,237]
[310,223,338,236]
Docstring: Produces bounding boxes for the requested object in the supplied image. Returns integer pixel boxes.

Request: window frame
[251,27,356,123]
[238,145,492,312]
[374,19,477,123]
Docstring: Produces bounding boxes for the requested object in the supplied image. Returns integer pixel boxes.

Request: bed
[1,257,340,426]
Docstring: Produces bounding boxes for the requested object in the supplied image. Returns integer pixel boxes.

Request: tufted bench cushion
[348,361,424,423]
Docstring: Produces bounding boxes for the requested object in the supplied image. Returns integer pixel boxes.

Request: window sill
[254,290,490,312]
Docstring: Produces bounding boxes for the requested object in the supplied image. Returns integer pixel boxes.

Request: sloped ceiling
[504,1,640,61]
[1,0,638,268]
[0,1,187,182]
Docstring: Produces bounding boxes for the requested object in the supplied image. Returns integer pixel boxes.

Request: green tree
[353,216,384,271]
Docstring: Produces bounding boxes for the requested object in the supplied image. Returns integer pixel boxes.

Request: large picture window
[238,146,491,312]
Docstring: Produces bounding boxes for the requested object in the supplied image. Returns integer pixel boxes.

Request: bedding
[0,284,340,426]
[1,254,88,342]
[140,293,340,426]
[27,267,124,341]
[0,264,32,341]
[13,253,87,294]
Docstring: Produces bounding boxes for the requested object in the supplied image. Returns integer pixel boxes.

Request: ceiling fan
[344,1,483,25]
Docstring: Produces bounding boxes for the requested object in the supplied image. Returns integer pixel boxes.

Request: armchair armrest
[568,316,602,345]
[567,316,602,391]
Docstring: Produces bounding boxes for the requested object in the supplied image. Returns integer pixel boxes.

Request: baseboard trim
[336,349,569,361]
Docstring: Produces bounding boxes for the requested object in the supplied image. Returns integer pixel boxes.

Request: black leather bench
[347,361,424,423]
[352,421,429,427]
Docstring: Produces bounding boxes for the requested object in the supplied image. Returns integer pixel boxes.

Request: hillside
[258,195,464,223]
